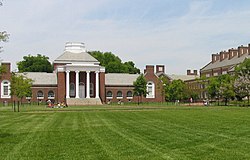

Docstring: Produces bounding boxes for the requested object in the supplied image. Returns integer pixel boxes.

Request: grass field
[1,105,250,160]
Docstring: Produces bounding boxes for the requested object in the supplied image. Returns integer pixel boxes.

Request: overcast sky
[1,0,250,74]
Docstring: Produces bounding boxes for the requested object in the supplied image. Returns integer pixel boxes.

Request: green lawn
[1,105,250,160]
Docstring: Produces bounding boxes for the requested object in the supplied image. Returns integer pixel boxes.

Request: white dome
[64,42,86,53]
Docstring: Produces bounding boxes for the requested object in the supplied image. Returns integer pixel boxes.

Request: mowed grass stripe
[105,111,189,159]
[1,106,250,159]
[3,113,55,160]
[99,110,250,159]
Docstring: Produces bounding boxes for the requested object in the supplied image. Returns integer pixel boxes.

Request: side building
[0,42,198,105]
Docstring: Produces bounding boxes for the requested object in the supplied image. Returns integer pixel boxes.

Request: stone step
[66,98,102,106]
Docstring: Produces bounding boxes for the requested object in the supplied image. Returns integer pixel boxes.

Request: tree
[219,74,235,106]
[234,58,250,105]
[89,51,140,74]
[133,74,147,105]
[17,54,53,73]
[207,74,235,106]
[207,77,220,100]
[165,79,187,102]
[10,73,33,105]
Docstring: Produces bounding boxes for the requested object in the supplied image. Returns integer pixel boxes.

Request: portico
[54,42,105,105]
[65,68,100,99]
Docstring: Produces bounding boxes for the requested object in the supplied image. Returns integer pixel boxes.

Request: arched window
[106,91,113,99]
[1,80,10,98]
[127,91,133,98]
[70,83,75,97]
[48,90,55,99]
[37,90,44,99]
[90,83,94,96]
[146,81,155,98]
[117,91,123,99]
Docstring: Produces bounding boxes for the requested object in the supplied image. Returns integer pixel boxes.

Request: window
[1,80,10,98]
[70,83,75,97]
[159,67,163,72]
[146,81,155,98]
[213,72,218,76]
[48,91,55,99]
[117,91,123,99]
[222,71,227,75]
[106,91,113,99]
[90,83,94,96]
[206,74,210,78]
[37,91,44,99]
[127,91,133,99]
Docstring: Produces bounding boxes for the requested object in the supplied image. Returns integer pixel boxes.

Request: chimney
[212,54,220,63]
[187,69,198,76]
[193,70,198,75]
[238,45,248,57]
[220,51,229,61]
[156,65,165,74]
[1,62,11,73]
[228,48,237,60]
[145,65,154,74]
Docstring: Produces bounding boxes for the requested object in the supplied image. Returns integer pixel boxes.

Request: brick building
[201,44,250,77]
[0,42,197,105]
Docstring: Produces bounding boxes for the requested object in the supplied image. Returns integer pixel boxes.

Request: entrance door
[79,83,85,98]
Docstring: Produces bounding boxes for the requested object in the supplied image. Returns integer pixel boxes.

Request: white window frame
[37,90,44,99]
[1,80,11,98]
[117,91,123,99]
[146,81,155,98]
[106,91,113,99]
[48,90,55,99]
[126,91,133,99]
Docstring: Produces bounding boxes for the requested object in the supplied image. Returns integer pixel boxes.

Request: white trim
[127,97,133,100]
[66,70,70,98]
[95,71,99,98]
[75,71,80,98]
[1,80,11,99]
[86,71,90,98]
[146,81,155,98]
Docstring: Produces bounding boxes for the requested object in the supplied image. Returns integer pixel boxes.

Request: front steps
[66,98,102,106]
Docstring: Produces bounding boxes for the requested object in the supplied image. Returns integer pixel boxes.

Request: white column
[95,71,99,98]
[66,70,70,98]
[86,71,90,98]
[75,71,80,98]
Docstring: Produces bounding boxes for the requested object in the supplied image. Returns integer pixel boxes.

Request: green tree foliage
[10,73,33,104]
[133,74,147,104]
[219,74,235,105]
[207,77,220,99]
[207,74,235,105]
[89,51,140,74]
[17,54,53,73]
[165,79,187,101]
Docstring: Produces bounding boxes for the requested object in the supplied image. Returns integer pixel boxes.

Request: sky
[1,0,250,74]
